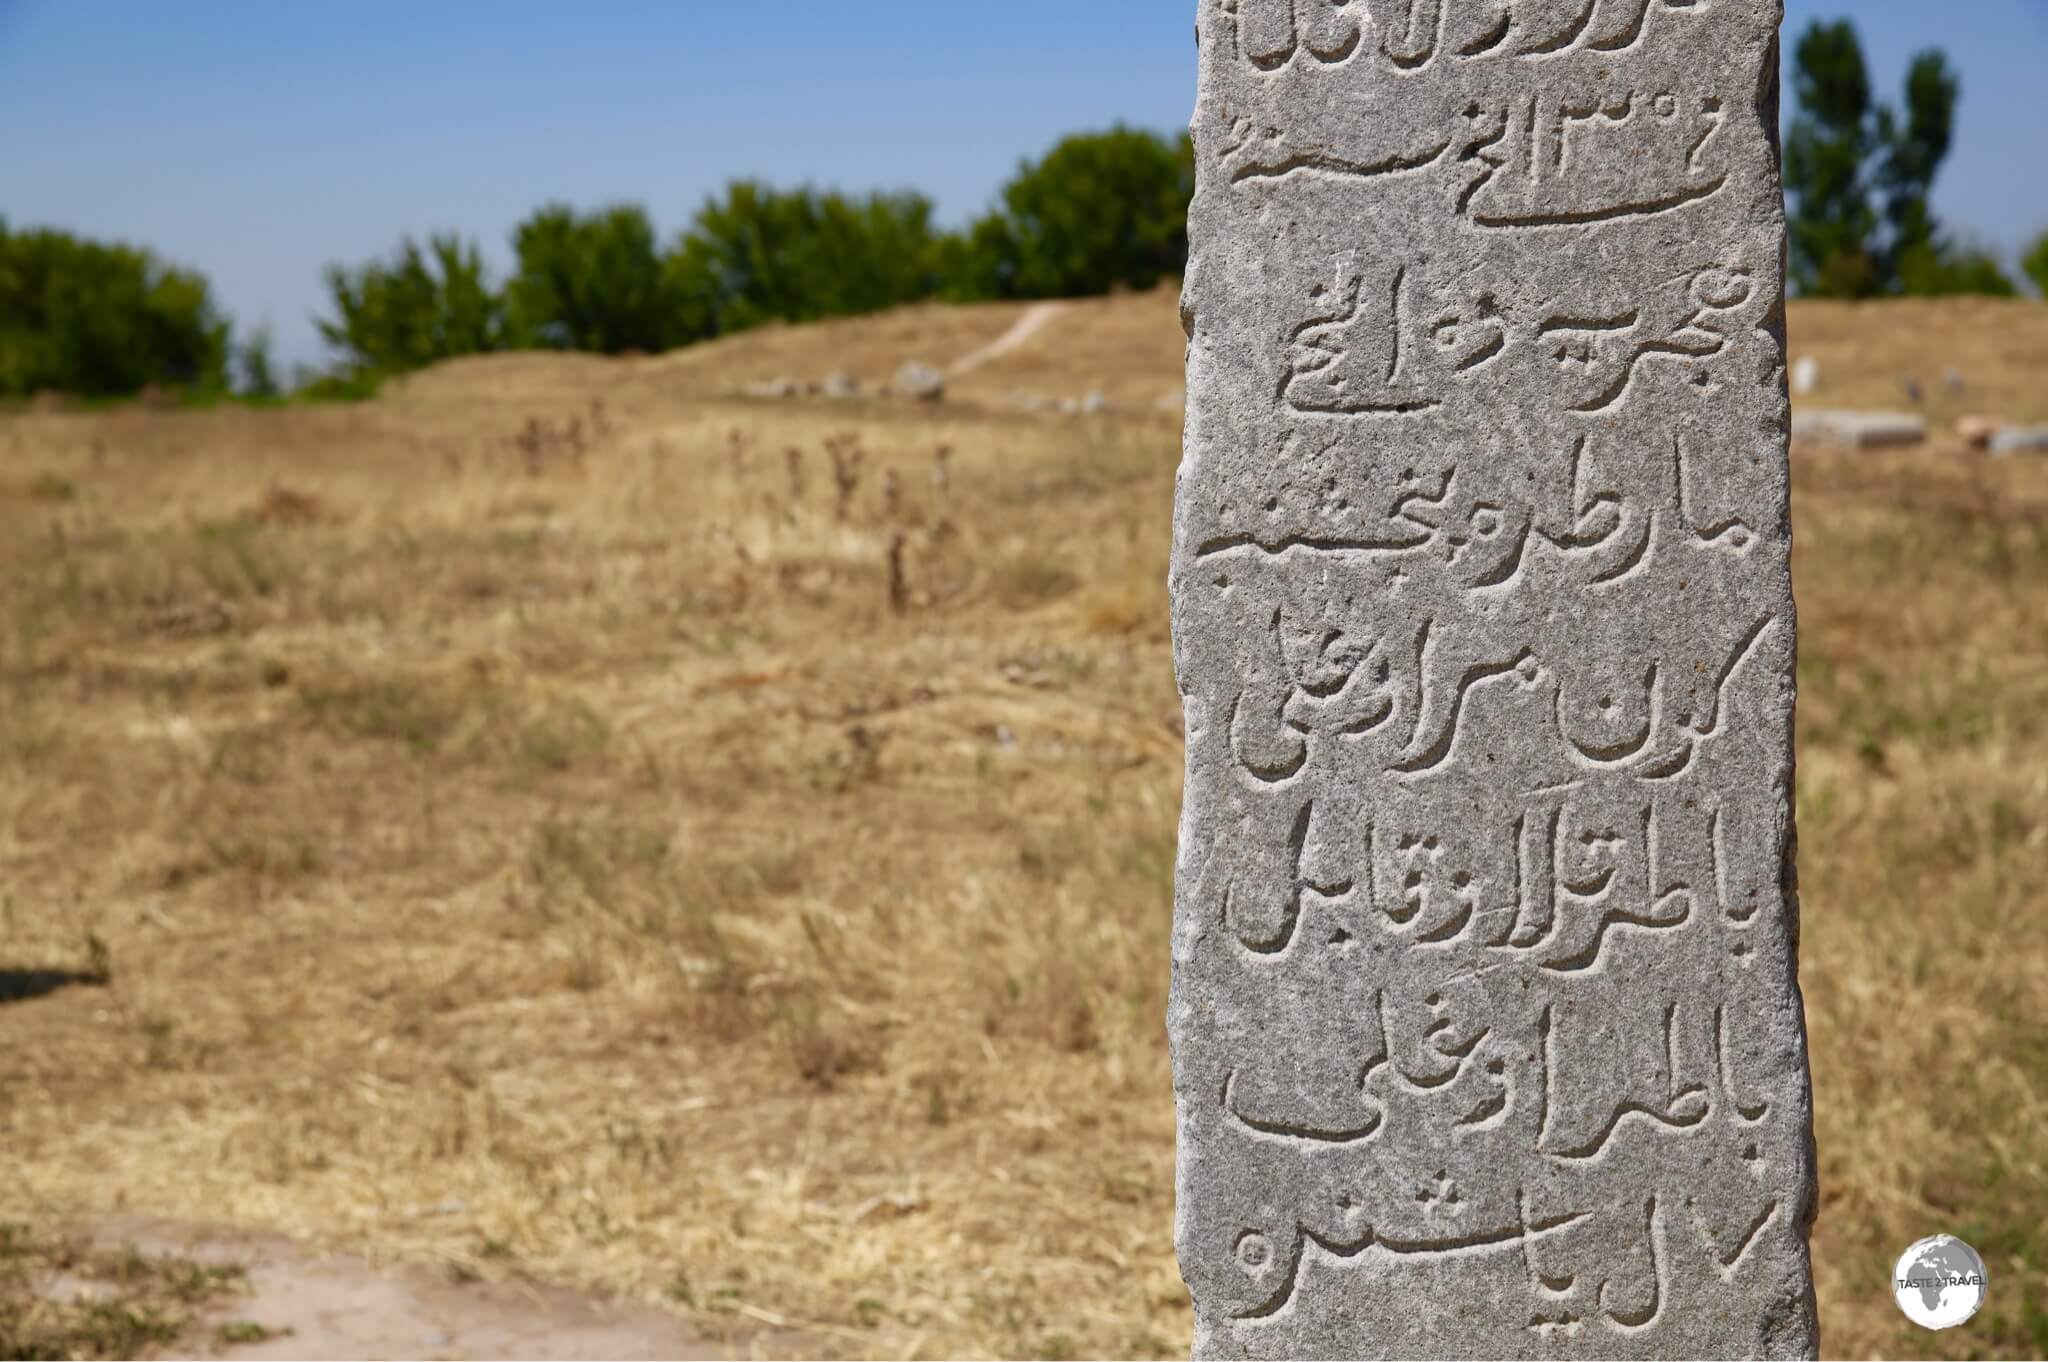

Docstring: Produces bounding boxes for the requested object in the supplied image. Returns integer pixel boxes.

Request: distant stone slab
[1990,424,2048,455]
[1791,409,1927,449]
[742,376,809,399]
[1169,2,1816,1357]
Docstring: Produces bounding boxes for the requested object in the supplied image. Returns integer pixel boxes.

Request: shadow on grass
[0,966,107,1006]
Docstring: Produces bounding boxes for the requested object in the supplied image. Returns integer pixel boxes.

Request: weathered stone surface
[1169,3,1816,1357]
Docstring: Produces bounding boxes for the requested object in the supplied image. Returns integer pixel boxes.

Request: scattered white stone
[1990,424,2048,455]
[742,377,807,399]
[892,361,945,401]
[1080,390,1108,414]
[821,371,860,398]
[1790,355,1819,394]
[1792,408,1927,448]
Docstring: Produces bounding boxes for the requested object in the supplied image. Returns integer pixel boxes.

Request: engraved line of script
[1227,651,1309,784]
[1236,1210,1595,1323]
[1387,267,1406,384]
[1461,95,1730,229]
[1231,1236,1308,1321]
[1391,648,1538,775]
[1712,805,1757,922]
[1543,1008,1710,1159]
[1374,1214,1586,1257]
[1228,0,1364,71]
[1499,807,1564,949]
[1398,1021,1490,1090]
[1519,0,1598,56]
[1519,1186,1578,1298]
[1468,515,1534,591]
[1457,1076,1510,1128]
[1381,0,1698,69]
[1458,8,1512,58]
[1279,266,1448,415]
[1586,504,1656,583]
[1680,612,1777,741]
[1583,0,1660,53]
[1715,1001,1770,1123]
[1230,139,1452,185]
[1414,890,1475,945]
[1672,432,1756,551]
[1600,1197,1668,1332]
[1473,169,1731,230]
[1541,803,1693,972]
[1221,1067,1383,1146]
[1385,0,1444,67]
[1456,107,1508,216]
[1236,799,1313,954]
[1692,1200,1781,1281]
[1560,664,1660,767]
[1637,614,1780,783]
[1367,820,1404,923]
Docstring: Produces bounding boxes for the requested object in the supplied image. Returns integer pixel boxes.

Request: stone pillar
[1168,2,1815,1356]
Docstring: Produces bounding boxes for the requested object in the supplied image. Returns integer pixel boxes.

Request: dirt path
[947,300,1066,375]
[71,1217,812,1361]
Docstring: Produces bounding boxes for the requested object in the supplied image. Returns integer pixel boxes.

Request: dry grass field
[2,287,2046,1359]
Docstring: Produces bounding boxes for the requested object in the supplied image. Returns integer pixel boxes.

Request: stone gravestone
[1168,1,1817,1356]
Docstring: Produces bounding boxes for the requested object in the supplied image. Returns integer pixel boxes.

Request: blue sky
[3,1,2043,370]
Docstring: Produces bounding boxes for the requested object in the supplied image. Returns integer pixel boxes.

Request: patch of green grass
[215,1319,283,1346]
[0,1222,249,1360]
[28,473,76,503]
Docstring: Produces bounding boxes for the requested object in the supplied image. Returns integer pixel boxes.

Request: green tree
[1785,22,2008,296]
[317,233,512,374]
[670,182,947,336]
[2022,231,2048,298]
[1786,21,1883,296]
[1897,239,2017,298]
[237,325,280,398]
[0,218,231,398]
[951,126,1193,300]
[1874,51,1957,279]
[507,203,690,354]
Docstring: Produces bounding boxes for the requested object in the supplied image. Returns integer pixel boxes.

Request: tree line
[5,23,2048,403]
[1783,20,2033,298]
[1,126,1192,402]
